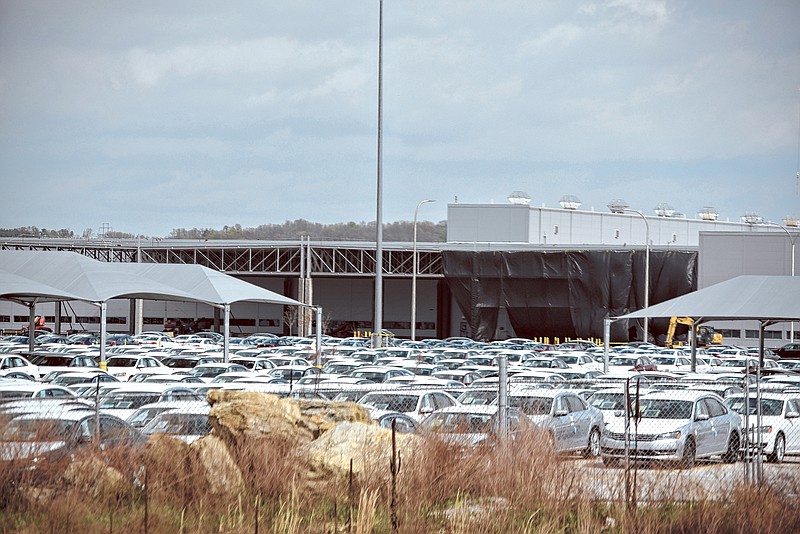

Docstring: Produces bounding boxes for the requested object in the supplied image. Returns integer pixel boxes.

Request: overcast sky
[1,1,798,237]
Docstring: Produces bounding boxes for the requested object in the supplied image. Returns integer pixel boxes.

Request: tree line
[1,219,447,242]
[168,219,447,242]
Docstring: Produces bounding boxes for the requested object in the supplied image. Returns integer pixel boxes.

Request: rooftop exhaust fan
[559,195,581,210]
[507,191,532,205]
[697,207,719,221]
[607,199,629,214]
[654,203,675,217]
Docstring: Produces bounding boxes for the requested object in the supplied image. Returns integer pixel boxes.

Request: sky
[0,0,798,238]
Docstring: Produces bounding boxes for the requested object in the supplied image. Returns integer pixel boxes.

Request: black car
[774,343,800,359]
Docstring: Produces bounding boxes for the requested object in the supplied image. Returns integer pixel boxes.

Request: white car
[106,355,173,381]
[358,389,458,422]
[0,355,39,378]
[725,393,800,463]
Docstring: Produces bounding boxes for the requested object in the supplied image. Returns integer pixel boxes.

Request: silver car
[507,388,604,457]
[600,390,742,468]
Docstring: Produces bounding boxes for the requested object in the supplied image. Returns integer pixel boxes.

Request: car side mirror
[554,409,568,417]
[613,410,624,417]
[695,413,709,422]
[786,411,800,419]
[419,407,434,415]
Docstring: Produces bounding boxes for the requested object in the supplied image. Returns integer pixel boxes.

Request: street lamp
[411,199,435,341]
[748,217,797,342]
[609,201,650,343]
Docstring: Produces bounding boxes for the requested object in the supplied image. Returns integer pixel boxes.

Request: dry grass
[1,419,799,533]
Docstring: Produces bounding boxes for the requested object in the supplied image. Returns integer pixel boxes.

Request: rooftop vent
[741,211,764,225]
[607,199,629,214]
[697,207,719,221]
[559,195,581,210]
[507,191,531,205]
[654,203,676,217]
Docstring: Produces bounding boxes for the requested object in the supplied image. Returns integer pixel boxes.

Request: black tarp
[442,250,697,342]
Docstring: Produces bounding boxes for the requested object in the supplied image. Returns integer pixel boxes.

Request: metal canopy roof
[0,250,303,307]
[0,269,83,303]
[620,275,800,322]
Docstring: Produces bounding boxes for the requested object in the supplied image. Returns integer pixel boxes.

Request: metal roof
[0,250,303,307]
[620,275,800,322]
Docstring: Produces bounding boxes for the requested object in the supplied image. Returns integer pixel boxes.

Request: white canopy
[0,250,309,362]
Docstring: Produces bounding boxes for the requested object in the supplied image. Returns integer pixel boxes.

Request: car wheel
[722,433,740,463]
[582,427,601,458]
[680,438,696,469]
[767,434,786,464]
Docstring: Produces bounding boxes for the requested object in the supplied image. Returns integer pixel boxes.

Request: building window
[716,329,741,339]
[745,329,782,339]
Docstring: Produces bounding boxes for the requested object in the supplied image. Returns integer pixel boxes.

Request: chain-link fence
[1,376,800,531]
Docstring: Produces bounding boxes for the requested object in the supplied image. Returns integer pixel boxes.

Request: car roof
[429,405,499,415]
[641,389,723,401]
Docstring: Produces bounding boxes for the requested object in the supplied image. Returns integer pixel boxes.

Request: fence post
[497,354,509,437]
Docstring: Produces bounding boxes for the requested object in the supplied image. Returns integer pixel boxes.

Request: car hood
[605,418,689,435]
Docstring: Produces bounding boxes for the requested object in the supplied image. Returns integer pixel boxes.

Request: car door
[550,395,574,451]
[704,397,731,454]
[692,399,714,457]
[785,399,800,454]
[565,394,591,451]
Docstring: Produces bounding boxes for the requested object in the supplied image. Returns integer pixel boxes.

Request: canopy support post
[223,303,231,363]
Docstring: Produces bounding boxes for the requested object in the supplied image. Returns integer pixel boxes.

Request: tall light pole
[373,0,384,349]
[757,219,797,341]
[609,201,650,343]
[411,199,435,341]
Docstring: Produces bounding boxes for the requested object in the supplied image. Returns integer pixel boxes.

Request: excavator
[664,317,723,348]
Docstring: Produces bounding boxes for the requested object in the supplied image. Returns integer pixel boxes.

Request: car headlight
[655,430,682,440]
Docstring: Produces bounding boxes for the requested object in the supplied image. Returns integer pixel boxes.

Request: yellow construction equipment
[665,317,723,348]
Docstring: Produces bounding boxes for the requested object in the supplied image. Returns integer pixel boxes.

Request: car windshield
[30,355,73,366]
[610,357,636,366]
[651,357,678,365]
[523,360,552,368]
[420,412,493,434]
[99,393,161,410]
[143,413,211,436]
[588,392,625,411]
[458,390,496,406]
[107,358,138,367]
[360,394,419,412]
[350,371,388,382]
[508,396,553,415]
[1,418,76,442]
[727,398,783,416]
[718,359,745,367]
[556,355,579,364]
[638,399,693,419]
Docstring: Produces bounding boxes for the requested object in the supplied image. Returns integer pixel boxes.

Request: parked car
[417,405,520,448]
[358,389,458,422]
[141,406,212,443]
[774,343,800,359]
[0,408,145,482]
[600,390,742,468]
[106,355,173,381]
[724,393,800,463]
[28,353,99,379]
[507,388,604,457]
[0,355,39,377]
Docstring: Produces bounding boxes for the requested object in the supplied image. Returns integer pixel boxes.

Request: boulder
[207,390,370,446]
[62,457,130,499]
[191,434,244,496]
[303,421,420,475]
